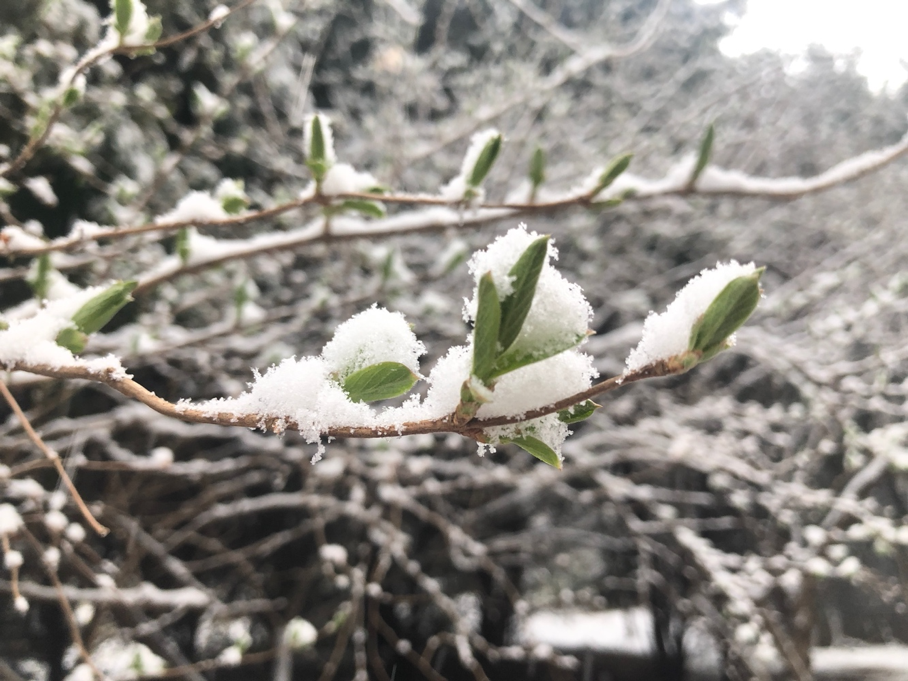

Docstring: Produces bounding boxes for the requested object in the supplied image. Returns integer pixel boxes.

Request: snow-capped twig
[3,358,680,442]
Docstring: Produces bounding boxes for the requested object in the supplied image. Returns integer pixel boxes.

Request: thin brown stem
[0,379,109,536]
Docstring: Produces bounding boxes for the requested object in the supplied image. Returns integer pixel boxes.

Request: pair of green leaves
[56,280,137,353]
[458,236,598,466]
[470,235,550,389]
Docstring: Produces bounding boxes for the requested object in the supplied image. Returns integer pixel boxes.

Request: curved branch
[3,359,679,442]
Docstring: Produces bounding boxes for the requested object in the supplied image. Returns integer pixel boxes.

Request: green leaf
[467,134,502,187]
[221,195,248,215]
[490,333,586,379]
[339,199,385,218]
[145,15,163,43]
[558,400,599,424]
[114,0,133,37]
[498,236,548,352]
[592,153,632,197]
[341,361,419,403]
[28,253,52,301]
[529,147,546,190]
[62,87,81,108]
[175,227,190,264]
[508,436,561,469]
[689,123,714,187]
[71,280,137,335]
[472,272,501,381]
[55,327,88,353]
[688,267,764,359]
[306,116,331,182]
[0,319,8,331]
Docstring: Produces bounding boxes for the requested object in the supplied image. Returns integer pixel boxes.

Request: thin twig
[0,379,109,536]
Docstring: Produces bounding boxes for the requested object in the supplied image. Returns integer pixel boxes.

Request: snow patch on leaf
[625,260,758,372]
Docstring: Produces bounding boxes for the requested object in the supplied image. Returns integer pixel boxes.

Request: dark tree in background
[2,1,908,680]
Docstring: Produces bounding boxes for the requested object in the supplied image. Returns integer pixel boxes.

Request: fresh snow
[466,224,593,364]
[155,190,227,225]
[321,306,425,379]
[320,163,379,196]
[626,260,758,372]
[0,284,129,376]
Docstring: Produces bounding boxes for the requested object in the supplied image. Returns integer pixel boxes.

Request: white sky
[698,0,908,92]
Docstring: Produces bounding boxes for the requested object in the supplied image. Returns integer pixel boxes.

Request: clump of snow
[192,83,227,119]
[101,0,151,47]
[65,522,87,544]
[284,618,318,650]
[1,225,46,252]
[25,176,58,207]
[4,550,23,569]
[478,350,596,420]
[205,356,374,440]
[156,190,227,225]
[208,4,229,24]
[45,510,69,534]
[625,261,758,372]
[321,305,424,379]
[439,128,500,200]
[465,225,592,361]
[321,163,379,196]
[92,638,166,679]
[0,285,126,371]
[319,544,349,566]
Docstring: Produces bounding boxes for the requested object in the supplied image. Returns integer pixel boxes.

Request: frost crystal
[625,260,758,372]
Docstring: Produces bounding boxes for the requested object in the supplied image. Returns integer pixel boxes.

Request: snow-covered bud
[44,547,61,570]
[0,504,24,535]
[626,261,763,372]
[109,0,158,46]
[305,113,336,182]
[208,4,229,26]
[149,446,174,467]
[65,522,87,544]
[4,550,23,570]
[214,178,249,215]
[14,595,29,613]
[56,280,137,353]
[440,129,501,201]
[284,617,318,650]
[45,510,69,534]
[192,83,228,120]
[319,544,348,566]
[217,645,243,665]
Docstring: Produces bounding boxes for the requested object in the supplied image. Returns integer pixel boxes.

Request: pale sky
[697,0,908,92]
